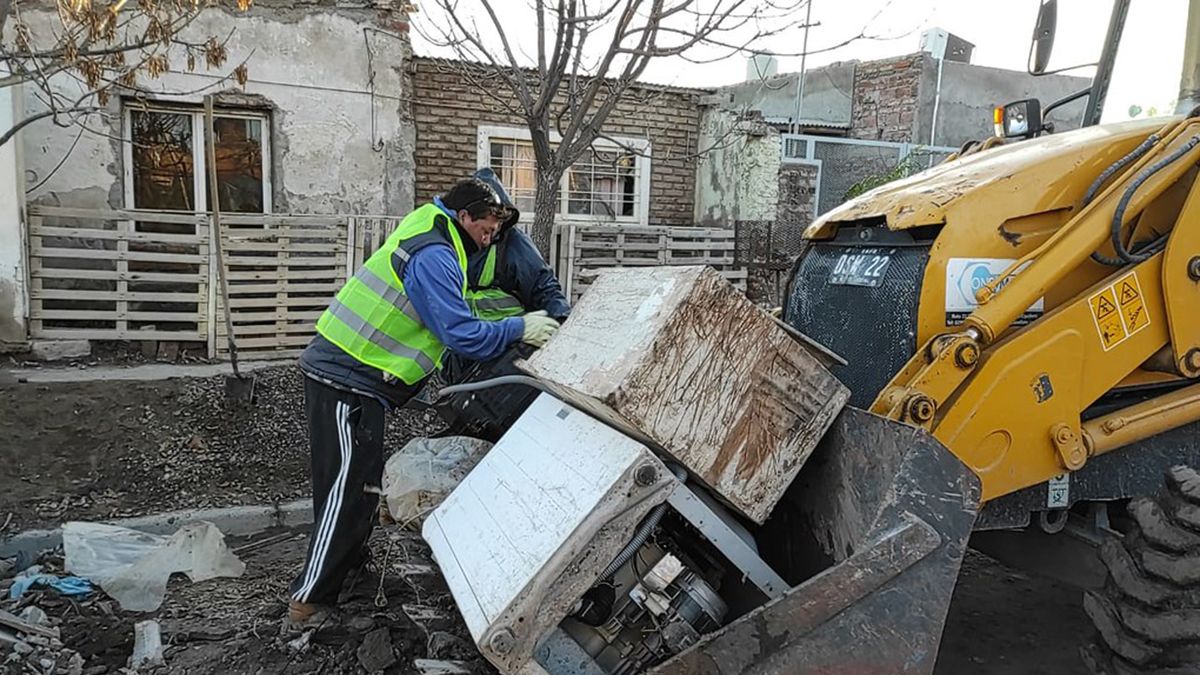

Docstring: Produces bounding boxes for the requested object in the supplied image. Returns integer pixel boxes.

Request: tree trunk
[531,168,561,261]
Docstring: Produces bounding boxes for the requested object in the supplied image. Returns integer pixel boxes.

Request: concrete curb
[0,499,314,560]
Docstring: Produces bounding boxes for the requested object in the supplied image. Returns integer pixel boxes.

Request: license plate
[828,250,893,287]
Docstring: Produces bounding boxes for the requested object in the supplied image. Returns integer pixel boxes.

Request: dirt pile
[0,367,443,531]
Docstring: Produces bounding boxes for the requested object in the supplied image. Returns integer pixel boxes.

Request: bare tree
[416,0,816,257]
[0,0,252,148]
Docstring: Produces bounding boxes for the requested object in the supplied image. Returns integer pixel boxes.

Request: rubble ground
[1,365,1094,674]
[0,367,441,533]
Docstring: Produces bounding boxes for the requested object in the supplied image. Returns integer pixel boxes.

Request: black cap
[441,169,520,230]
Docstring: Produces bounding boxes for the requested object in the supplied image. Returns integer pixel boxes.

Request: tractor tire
[1082,466,1200,675]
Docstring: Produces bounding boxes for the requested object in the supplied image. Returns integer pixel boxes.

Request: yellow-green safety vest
[466,245,526,321]
[315,203,468,385]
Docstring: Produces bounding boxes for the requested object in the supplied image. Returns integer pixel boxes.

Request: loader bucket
[653,407,981,675]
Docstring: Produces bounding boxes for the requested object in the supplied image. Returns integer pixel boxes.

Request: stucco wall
[715,63,855,128]
[930,60,1090,147]
[0,83,27,347]
[17,5,414,215]
[694,109,781,227]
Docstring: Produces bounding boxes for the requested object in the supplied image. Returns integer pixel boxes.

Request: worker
[286,172,560,626]
[443,168,571,384]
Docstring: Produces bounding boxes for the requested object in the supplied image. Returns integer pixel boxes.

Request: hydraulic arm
[872,116,1200,501]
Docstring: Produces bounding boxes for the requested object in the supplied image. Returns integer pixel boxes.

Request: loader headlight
[995,99,1043,139]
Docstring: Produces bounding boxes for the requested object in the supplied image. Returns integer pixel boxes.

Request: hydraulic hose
[1108,135,1200,264]
[1085,134,1159,266]
[1084,134,1159,207]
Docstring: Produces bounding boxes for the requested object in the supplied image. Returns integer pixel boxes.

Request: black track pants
[289,377,386,605]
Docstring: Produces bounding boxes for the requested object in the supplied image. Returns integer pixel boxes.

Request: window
[125,104,271,213]
[477,125,650,225]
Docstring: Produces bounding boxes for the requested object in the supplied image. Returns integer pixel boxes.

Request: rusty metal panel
[652,408,981,675]
[521,265,849,524]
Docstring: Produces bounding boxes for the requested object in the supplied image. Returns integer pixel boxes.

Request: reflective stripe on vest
[316,203,468,384]
[466,243,525,321]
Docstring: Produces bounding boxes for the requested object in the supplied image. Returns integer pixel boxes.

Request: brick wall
[410,57,704,226]
[849,54,924,142]
[776,164,819,233]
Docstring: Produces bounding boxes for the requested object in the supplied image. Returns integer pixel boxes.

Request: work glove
[522,310,559,348]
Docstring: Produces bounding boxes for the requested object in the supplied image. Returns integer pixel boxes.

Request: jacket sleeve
[401,245,525,362]
[501,229,572,320]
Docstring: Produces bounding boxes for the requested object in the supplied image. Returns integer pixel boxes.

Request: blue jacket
[469,228,571,320]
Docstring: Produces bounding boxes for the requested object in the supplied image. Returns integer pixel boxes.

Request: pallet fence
[27,206,210,343]
[214,214,351,361]
[562,223,746,301]
[26,208,748,358]
[350,215,399,268]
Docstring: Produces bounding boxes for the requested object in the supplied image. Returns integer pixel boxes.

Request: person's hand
[522,310,559,347]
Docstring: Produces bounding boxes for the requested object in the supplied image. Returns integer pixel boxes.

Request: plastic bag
[383,436,493,527]
[63,520,245,612]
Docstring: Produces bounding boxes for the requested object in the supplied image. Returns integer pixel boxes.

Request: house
[695,29,1093,301]
[0,0,416,357]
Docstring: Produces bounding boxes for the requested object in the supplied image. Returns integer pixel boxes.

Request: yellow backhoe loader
[778,1,1200,672]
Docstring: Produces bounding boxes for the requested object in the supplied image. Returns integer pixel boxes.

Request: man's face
[459,210,503,248]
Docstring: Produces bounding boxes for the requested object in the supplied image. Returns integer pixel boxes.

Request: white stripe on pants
[294,400,353,602]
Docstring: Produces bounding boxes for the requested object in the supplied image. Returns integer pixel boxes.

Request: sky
[412,0,1190,124]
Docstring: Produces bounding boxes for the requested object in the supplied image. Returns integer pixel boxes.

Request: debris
[286,629,312,653]
[62,649,85,675]
[413,659,472,674]
[129,620,164,669]
[231,531,299,556]
[29,339,91,362]
[8,565,93,600]
[401,604,455,633]
[0,609,59,641]
[63,520,245,612]
[382,436,492,527]
[355,627,397,673]
[427,631,473,660]
[17,606,47,627]
[0,557,13,579]
[0,627,29,651]
[12,639,33,655]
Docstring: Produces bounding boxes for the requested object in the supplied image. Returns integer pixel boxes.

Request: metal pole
[1083,0,1131,126]
[791,0,814,135]
[205,95,241,379]
[1175,0,1200,114]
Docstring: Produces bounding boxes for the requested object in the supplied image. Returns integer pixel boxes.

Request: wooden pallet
[564,223,747,301]
[350,215,400,268]
[215,215,350,360]
[27,206,210,342]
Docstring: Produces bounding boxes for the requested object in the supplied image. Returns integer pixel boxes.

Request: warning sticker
[1117,274,1149,334]
[1090,287,1127,350]
[1089,271,1151,351]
